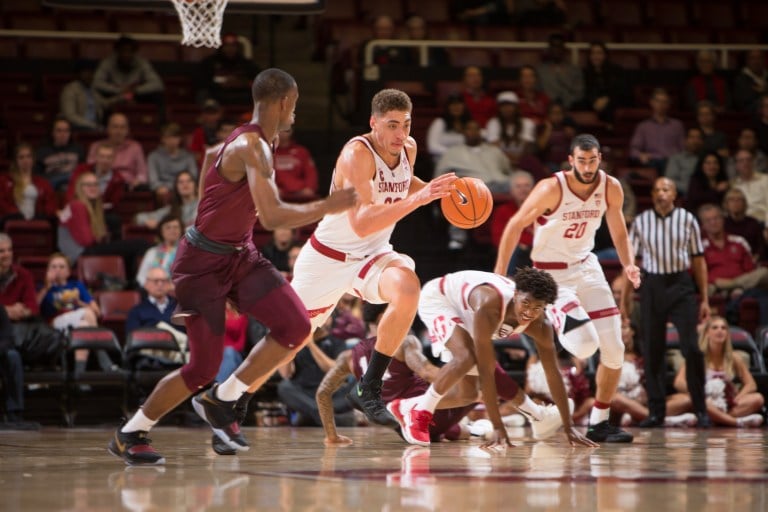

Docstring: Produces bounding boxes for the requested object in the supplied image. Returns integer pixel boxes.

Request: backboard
[43,0,325,14]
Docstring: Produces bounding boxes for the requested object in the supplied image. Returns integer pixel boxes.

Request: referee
[624,177,711,428]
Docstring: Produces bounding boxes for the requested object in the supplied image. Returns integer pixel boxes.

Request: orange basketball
[440,177,494,229]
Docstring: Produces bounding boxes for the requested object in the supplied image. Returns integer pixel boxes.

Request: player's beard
[573,168,597,184]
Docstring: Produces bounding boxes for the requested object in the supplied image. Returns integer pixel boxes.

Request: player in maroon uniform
[108,68,356,465]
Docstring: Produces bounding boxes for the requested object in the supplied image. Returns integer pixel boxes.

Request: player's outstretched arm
[469,287,512,449]
[494,178,559,276]
[316,350,354,446]
[340,140,455,238]
[402,335,440,383]
[605,177,640,289]
[243,136,357,230]
[528,322,598,447]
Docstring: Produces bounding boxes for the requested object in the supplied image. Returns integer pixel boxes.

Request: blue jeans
[215,347,244,383]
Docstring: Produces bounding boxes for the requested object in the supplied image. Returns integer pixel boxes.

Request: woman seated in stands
[134,170,198,229]
[667,316,765,428]
[485,91,536,167]
[426,94,470,164]
[57,172,151,275]
[684,151,729,214]
[135,215,182,289]
[0,143,57,228]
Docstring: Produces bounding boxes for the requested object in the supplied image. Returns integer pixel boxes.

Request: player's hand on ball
[415,172,456,205]
[326,187,358,213]
[564,425,599,447]
[324,434,354,447]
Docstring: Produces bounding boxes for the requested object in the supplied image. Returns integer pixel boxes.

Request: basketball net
[170,0,228,48]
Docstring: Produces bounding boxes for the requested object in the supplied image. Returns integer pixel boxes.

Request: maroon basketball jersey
[194,123,271,246]
[351,337,429,402]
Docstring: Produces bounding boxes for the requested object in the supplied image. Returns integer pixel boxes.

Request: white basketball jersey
[530,170,608,263]
[312,135,412,257]
[437,271,517,339]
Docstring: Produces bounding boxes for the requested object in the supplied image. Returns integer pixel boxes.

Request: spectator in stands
[695,101,729,159]
[365,15,411,67]
[125,267,182,338]
[196,33,259,105]
[0,234,38,323]
[666,127,704,197]
[684,152,729,214]
[427,94,470,164]
[276,313,354,427]
[0,143,57,228]
[148,122,198,203]
[92,35,165,114]
[216,300,248,383]
[59,60,114,132]
[34,118,85,191]
[490,170,535,274]
[0,306,39,430]
[685,50,729,112]
[68,143,125,210]
[187,100,223,166]
[452,0,510,25]
[734,50,767,114]
[273,128,319,200]
[732,148,768,224]
[726,128,767,179]
[461,66,497,128]
[197,118,238,175]
[135,170,198,229]
[629,88,685,176]
[485,91,536,167]
[536,33,583,110]
[515,65,550,127]
[581,41,627,125]
[666,316,764,428]
[722,188,765,262]
[536,103,574,175]
[699,203,768,301]
[58,172,151,271]
[37,253,99,334]
[135,215,182,289]
[86,112,148,190]
[403,15,448,67]
[260,228,296,274]
[757,95,768,155]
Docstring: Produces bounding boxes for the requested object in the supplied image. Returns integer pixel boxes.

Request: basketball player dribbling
[286,88,457,428]
[494,134,641,443]
[108,68,357,465]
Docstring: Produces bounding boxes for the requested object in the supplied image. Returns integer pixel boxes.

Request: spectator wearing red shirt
[686,50,729,112]
[461,66,497,128]
[273,129,319,199]
[490,170,535,275]
[516,65,551,127]
[187,99,223,166]
[699,204,768,299]
[0,143,57,227]
[0,233,39,321]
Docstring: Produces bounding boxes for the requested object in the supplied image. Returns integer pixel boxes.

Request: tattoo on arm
[316,352,352,437]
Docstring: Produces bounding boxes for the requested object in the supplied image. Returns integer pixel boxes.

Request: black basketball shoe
[108,427,165,465]
[210,391,255,456]
[586,420,634,443]
[193,385,249,452]
[346,379,399,428]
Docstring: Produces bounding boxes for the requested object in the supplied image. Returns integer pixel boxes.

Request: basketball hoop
[170,0,229,48]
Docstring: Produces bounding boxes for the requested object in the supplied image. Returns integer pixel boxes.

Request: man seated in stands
[726,128,767,179]
[629,88,685,176]
[665,127,704,198]
[148,122,198,204]
[685,49,729,112]
[33,117,85,192]
[731,148,768,225]
[722,188,765,262]
[86,113,148,190]
[60,60,120,132]
[196,33,259,105]
[535,33,584,110]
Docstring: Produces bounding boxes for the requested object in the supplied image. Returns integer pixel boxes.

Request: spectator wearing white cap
[485,91,536,166]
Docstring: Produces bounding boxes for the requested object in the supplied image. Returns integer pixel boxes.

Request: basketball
[440,177,493,229]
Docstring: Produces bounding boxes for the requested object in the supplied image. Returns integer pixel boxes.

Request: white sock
[516,395,544,421]
[216,376,249,402]
[589,406,610,425]
[121,409,157,433]
[415,384,444,414]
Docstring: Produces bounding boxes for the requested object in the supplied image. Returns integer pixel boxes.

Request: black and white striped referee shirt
[629,207,705,274]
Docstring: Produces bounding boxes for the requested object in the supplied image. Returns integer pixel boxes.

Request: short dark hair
[570,133,601,154]
[157,214,182,239]
[514,267,558,305]
[371,89,412,116]
[251,68,297,103]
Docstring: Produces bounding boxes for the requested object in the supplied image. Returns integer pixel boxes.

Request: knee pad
[181,356,223,390]
[559,322,600,360]
[595,315,624,370]
[270,312,312,349]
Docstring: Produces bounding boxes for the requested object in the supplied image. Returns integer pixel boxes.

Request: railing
[363,39,768,71]
[0,29,253,59]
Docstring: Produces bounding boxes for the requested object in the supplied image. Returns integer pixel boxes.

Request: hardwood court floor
[1,425,767,511]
